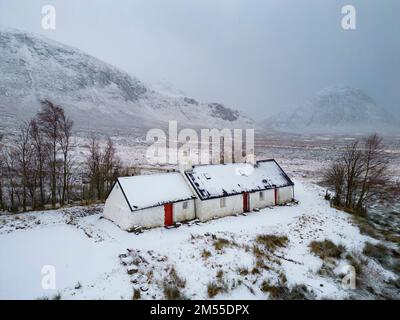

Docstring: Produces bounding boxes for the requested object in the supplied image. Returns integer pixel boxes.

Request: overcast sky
[0,0,399,118]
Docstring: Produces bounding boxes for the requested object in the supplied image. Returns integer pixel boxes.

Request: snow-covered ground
[0,180,397,300]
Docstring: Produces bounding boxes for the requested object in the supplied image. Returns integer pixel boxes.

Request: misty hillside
[262,86,399,134]
[0,28,253,135]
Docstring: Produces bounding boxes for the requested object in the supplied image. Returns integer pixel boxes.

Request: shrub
[132,289,141,300]
[169,267,186,289]
[213,237,232,251]
[286,284,316,300]
[163,282,183,300]
[261,281,315,300]
[201,249,212,259]
[207,281,228,298]
[52,292,62,300]
[309,240,345,259]
[255,235,288,252]
[362,242,389,264]
[352,216,379,239]
[260,281,285,298]
[237,268,248,276]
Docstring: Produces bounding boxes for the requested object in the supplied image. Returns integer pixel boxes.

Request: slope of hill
[1,180,398,299]
[0,28,253,135]
[262,86,399,134]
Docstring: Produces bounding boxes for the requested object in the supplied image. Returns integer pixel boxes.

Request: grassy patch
[255,234,288,252]
[132,288,141,300]
[213,237,232,251]
[352,216,379,239]
[261,281,315,300]
[383,231,400,244]
[201,249,212,260]
[52,292,62,300]
[169,267,186,289]
[207,281,228,298]
[237,268,248,276]
[362,242,389,264]
[309,239,345,259]
[163,282,184,300]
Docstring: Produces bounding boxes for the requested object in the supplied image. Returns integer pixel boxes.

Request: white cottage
[103,172,196,230]
[184,159,294,222]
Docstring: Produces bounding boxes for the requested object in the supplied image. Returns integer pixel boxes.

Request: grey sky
[0,0,399,119]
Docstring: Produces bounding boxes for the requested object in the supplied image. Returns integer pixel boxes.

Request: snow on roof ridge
[117,171,195,211]
[185,159,293,200]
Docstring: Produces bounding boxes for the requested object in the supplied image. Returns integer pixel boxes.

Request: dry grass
[309,239,345,259]
[132,289,141,300]
[237,268,248,276]
[169,266,186,289]
[255,234,288,252]
[201,249,212,259]
[163,282,183,300]
[207,281,228,298]
[352,216,379,239]
[260,281,284,298]
[213,237,232,251]
[362,242,389,264]
[261,281,315,300]
[52,292,62,300]
[383,231,400,244]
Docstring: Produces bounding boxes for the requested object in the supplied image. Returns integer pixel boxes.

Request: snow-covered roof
[184,160,293,200]
[117,173,195,211]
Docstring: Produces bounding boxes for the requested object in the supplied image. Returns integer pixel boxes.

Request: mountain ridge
[0,27,253,135]
[261,85,399,134]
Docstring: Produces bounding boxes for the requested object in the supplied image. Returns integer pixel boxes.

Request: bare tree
[355,134,388,209]
[3,145,18,211]
[343,140,364,208]
[0,134,4,210]
[87,135,101,200]
[323,162,345,206]
[30,119,48,208]
[15,122,34,211]
[324,134,389,214]
[101,137,121,199]
[59,112,74,206]
[37,100,63,208]
[85,136,121,201]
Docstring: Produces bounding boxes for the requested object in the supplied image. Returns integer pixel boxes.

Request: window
[182,201,188,209]
[220,197,226,208]
[259,191,264,200]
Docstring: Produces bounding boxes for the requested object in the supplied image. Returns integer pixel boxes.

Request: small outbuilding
[103,172,196,230]
[184,159,294,221]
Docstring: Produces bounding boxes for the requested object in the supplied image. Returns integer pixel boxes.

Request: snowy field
[0,179,397,300]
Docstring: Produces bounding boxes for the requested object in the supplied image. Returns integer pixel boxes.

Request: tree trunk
[51,140,56,208]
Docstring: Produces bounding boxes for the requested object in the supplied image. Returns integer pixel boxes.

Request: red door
[274,187,278,205]
[164,203,173,226]
[243,192,250,212]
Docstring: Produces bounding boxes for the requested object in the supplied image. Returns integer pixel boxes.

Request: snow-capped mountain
[0,28,253,134]
[262,86,399,134]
